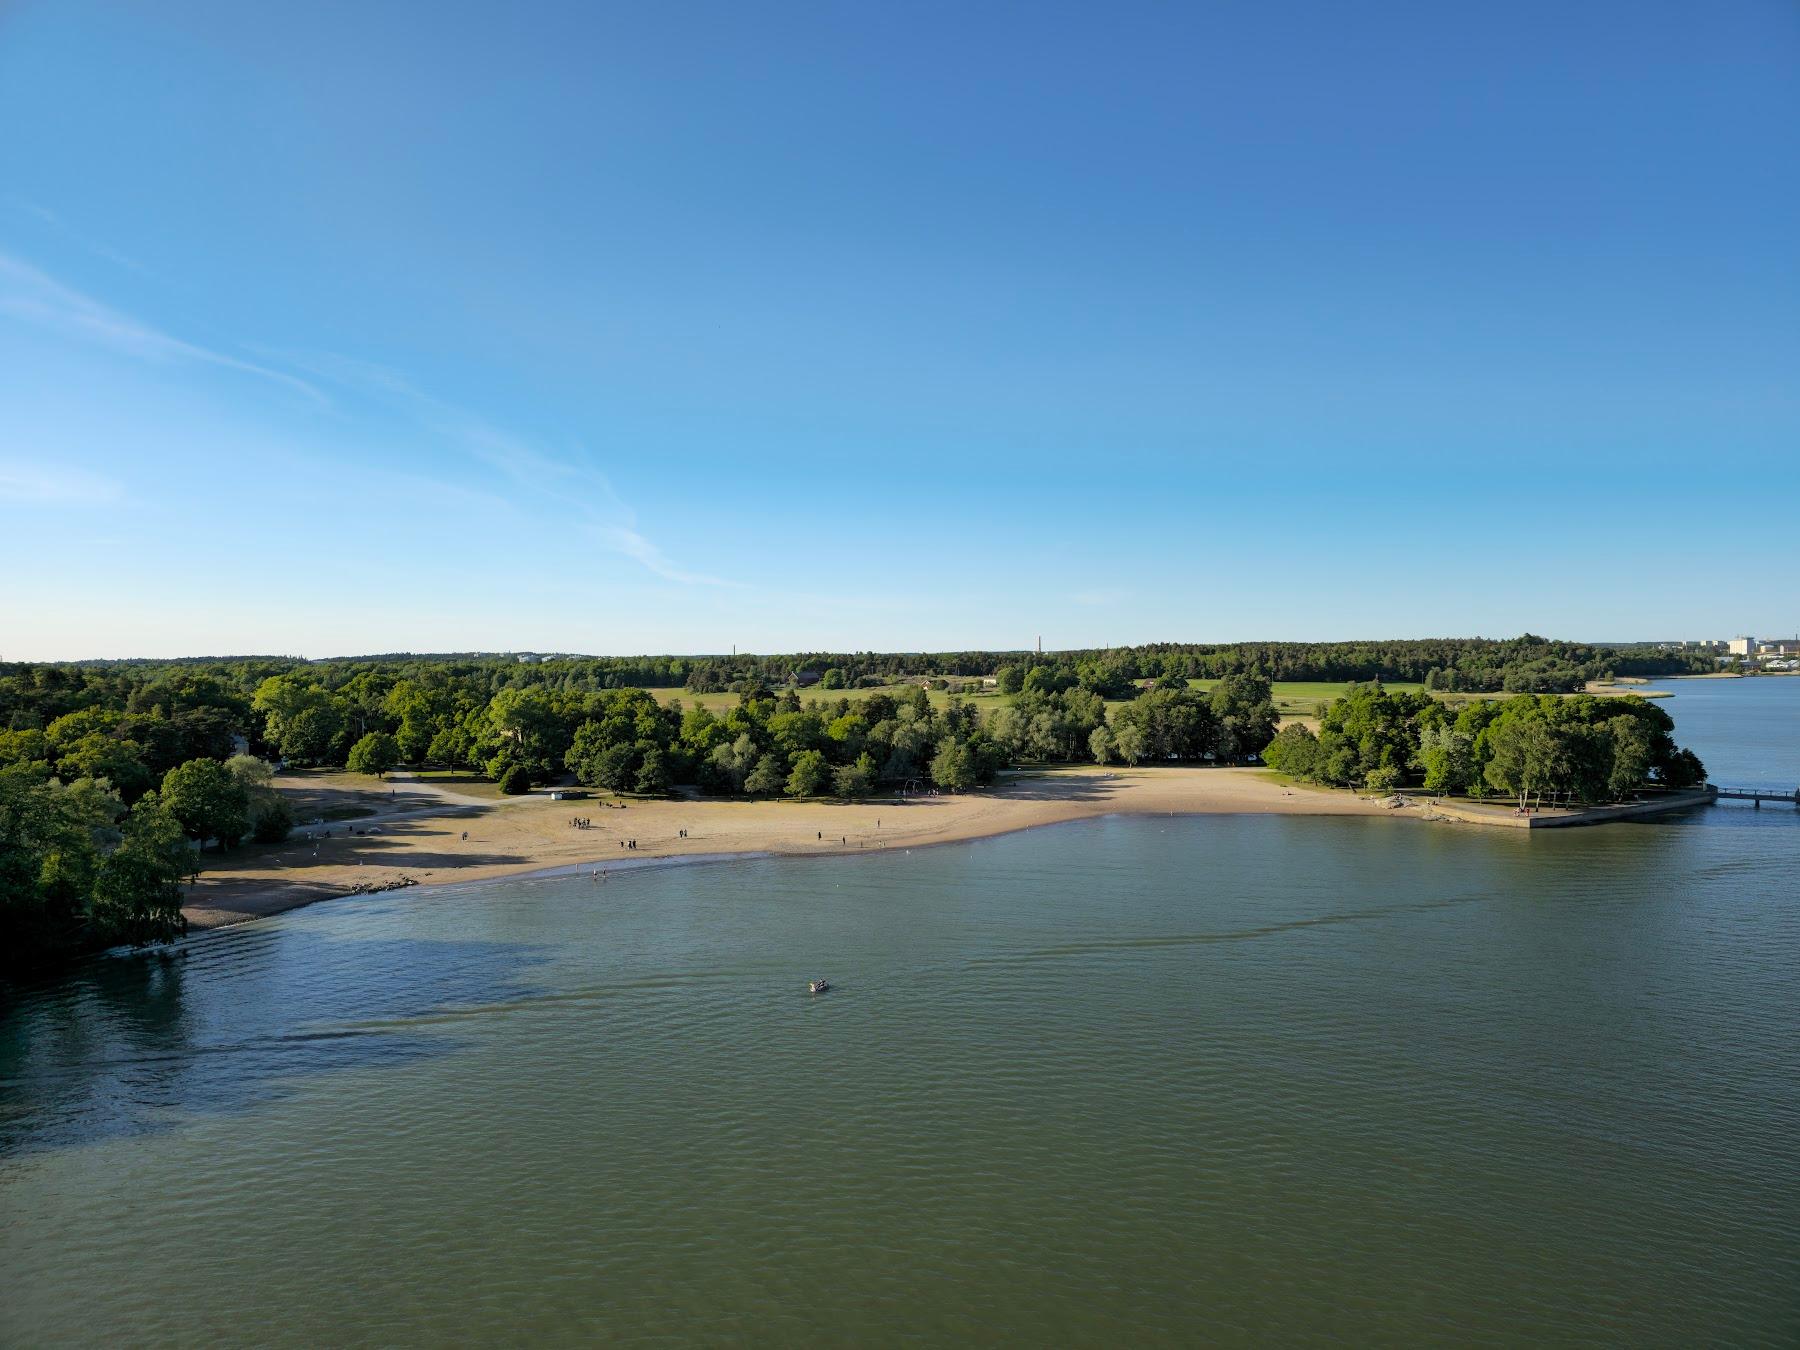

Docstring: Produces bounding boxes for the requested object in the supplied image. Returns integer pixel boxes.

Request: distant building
[1727,636,1756,657]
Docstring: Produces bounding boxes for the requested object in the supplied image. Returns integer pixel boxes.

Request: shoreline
[178,763,1727,934]
[180,766,1396,932]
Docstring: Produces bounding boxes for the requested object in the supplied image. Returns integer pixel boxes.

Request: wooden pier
[1713,786,1800,807]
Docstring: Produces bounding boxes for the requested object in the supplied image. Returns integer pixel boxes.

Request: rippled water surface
[3,680,1798,1345]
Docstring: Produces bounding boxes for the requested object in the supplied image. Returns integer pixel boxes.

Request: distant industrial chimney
[1036,635,1042,655]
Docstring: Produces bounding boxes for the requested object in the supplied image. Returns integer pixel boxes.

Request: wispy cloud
[0,251,325,403]
[8,198,152,275]
[0,460,124,506]
[0,249,723,587]
[592,524,739,586]
[281,351,739,587]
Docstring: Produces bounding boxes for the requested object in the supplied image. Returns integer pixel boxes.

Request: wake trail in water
[967,892,1492,965]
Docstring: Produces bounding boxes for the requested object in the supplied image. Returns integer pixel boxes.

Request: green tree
[427,724,472,770]
[994,664,1025,695]
[0,768,98,969]
[1022,665,1073,695]
[1089,725,1115,764]
[346,732,402,779]
[226,754,292,842]
[497,764,532,795]
[485,745,526,783]
[1111,689,1221,761]
[1260,723,1320,778]
[224,753,273,792]
[1112,722,1147,767]
[60,776,126,853]
[160,758,250,850]
[282,704,346,764]
[385,679,449,765]
[56,733,154,801]
[593,742,640,792]
[566,723,625,788]
[743,753,788,797]
[1603,715,1653,800]
[833,753,877,800]
[929,739,978,791]
[0,727,51,774]
[1419,724,1476,794]
[707,734,762,793]
[634,746,672,795]
[1365,764,1403,793]
[785,749,831,797]
[1483,717,1561,809]
[90,791,191,947]
[251,794,294,844]
[486,687,567,778]
[253,676,346,764]
[1209,673,1280,759]
[1657,747,1706,789]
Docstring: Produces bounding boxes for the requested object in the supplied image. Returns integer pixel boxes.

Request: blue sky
[2,0,1796,659]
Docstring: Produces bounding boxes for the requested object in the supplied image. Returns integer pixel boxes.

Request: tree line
[0,643,1703,975]
[1,753,296,979]
[679,635,1710,694]
[20,635,1712,709]
[1261,685,1706,805]
[0,659,1281,974]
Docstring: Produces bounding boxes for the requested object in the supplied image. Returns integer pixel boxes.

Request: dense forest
[677,635,1712,693]
[42,635,1711,698]
[1262,686,1706,805]
[2,639,1710,974]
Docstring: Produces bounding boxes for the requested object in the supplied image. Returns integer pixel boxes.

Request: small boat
[808,979,831,994]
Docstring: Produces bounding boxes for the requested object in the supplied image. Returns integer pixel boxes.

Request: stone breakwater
[340,876,421,896]
[1412,788,1716,829]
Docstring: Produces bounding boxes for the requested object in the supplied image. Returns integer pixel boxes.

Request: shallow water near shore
[3,681,1798,1345]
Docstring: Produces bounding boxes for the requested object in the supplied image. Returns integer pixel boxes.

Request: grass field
[642,680,1418,721]
[641,677,1659,725]
[643,685,1007,715]
[1186,679,1426,719]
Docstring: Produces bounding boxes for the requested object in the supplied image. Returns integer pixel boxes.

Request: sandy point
[180,765,1393,931]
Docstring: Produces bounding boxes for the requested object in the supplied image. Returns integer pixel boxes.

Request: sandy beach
[181,766,1393,931]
